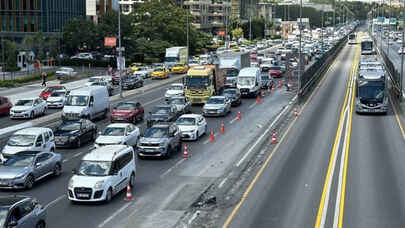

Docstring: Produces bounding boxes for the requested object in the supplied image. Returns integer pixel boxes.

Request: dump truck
[184,65,226,104]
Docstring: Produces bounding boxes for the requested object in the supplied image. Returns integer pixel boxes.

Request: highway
[220,31,405,228]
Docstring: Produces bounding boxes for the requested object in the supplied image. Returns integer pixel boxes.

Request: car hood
[139,137,166,144]
[71,175,107,188]
[55,129,79,137]
[204,104,224,109]
[2,145,34,155]
[173,104,185,110]
[95,136,124,145]
[149,114,170,120]
[11,106,31,111]
[63,106,86,114]
[47,96,64,102]
[136,70,148,74]
[178,125,197,132]
[166,90,184,96]
[111,110,134,116]
[0,166,30,179]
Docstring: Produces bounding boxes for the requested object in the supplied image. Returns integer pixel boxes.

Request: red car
[269,66,282,78]
[39,86,66,100]
[110,101,144,124]
[0,96,12,115]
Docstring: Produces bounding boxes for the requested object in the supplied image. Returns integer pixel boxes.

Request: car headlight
[68,178,74,189]
[94,180,105,190]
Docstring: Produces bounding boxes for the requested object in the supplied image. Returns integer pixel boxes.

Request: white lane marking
[143,96,165,106]
[249,102,256,109]
[160,158,186,179]
[72,152,83,158]
[235,104,289,167]
[45,195,66,209]
[98,202,131,228]
[0,121,33,136]
[229,117,238,124]
[218,177,228,189]
[62,159,69,163]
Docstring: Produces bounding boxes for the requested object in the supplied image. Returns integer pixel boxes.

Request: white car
[94,123,140,148]
[175,114,207,141]
[10,97,47,119]
[68,145,136,203]
[47,90,68,108]
[165,83,185,100]
[85,76,111,87]
[398,48,405,55]
[134,66,153,79]
[56,67,77,80]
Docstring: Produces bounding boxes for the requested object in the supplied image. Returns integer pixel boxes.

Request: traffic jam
[0,26,352,226]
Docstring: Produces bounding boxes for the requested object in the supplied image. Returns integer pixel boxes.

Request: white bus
[360,36,374,55]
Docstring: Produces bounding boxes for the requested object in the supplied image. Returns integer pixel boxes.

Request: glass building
[0,0,86,37]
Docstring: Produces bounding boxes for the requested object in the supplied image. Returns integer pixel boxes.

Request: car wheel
[196,131,200,140]
[165,147,172,159]
[105,188,113,203]
[129,173,135,187]
[76,138,81,148]
[53,163,62,176]
[35,221,46,228]
[25,175,35,189]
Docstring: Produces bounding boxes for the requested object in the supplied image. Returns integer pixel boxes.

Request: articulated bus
[355,57,388,114]
[360,36,374,55]
[348,33,356,44]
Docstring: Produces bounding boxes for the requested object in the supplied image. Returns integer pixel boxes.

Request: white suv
[68,145,136,203]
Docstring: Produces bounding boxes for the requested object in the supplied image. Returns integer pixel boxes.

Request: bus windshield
[358,81,384,101]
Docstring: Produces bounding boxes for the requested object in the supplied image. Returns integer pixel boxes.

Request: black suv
[54,119,97,148]
[122,75,144,90]
[0,195,46,228]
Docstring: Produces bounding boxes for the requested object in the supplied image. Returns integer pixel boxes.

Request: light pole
[401,7,404,101]
[186,6,189,65]
[298,0,302,97]
[118,5,123,98]
[387,0,391,57]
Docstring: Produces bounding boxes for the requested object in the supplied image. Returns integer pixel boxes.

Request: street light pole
[387,0,391,57]
[298,0,302,97]
[186,6,189,65]
[401,5,405,101]
[118,5,123,98]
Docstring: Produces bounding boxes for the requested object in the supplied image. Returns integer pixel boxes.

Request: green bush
[0,71,55,87]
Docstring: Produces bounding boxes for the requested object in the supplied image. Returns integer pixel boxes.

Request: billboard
[105,37,117,47]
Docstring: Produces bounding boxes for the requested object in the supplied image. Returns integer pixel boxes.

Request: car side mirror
[8,220,17,227]
[72,169,77,174]
[35,162,42,168]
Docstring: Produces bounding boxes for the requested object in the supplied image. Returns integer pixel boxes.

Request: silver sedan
[0,151,62,189]
[202,96,232,117]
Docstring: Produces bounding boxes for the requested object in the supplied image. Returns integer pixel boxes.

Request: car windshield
[185,76,209,88]
[207,98,224,104]
[7,135,36,147]
[77,161,111,176]
[144,127,168,138]
[3,154,35,167]
[50,91,66,97]
[238,77,255,86]
[226,69,239,78]
[168,98,185,105]
[60,67,71,72]
[174,64,184,67]
[44,87,56,92]
[90,82,106,86]
[261,67,270,72]
[58,122,81,131]
[115,103,136,110]
[223,90,237,95]
[154,68,165,72]
[15,99,33,106]
[66,95,89,106]
[88,78,101,82]
[358,81,385,101]
[102,127,125,136]
[270,67,281,71]
[176,117,196,126]
[0,208,8,227]
[169,85,183,90]
[152,106,170,114]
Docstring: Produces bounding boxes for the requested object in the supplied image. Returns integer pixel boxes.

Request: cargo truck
[220,53,250,88]
[164,47,188,71]
[184,66,226,104]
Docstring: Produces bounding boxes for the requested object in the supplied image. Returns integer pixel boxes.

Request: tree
[4,40,18,71]
[232,28,244,40]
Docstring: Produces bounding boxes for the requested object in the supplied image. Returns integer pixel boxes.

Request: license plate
[77,193,89,198]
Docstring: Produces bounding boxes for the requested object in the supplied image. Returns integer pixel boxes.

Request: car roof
[209,96,226,99]
[48,85,65,89]
[17,97,38,101]
[83,145,131,161]
[106,123,132,128]
[179,114,201,119]
[14,151,42,156]
[170,83,184,87]
[14,127,52,135]
[0,195,29,207]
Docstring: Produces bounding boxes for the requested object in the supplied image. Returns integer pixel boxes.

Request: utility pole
[401,5,404,101]
[387,0,391,57]
[298,0,303,97]
[380,0,383,50]
[118,5,123,98]
[186,6,189,65]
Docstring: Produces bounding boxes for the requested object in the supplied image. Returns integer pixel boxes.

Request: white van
[2,127,55,157]
[237,67,262,97]
[62,86,109,121]
[68,145,136,203]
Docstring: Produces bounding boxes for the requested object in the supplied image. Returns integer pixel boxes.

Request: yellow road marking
[222,42,349,228]
[314,44,355,228]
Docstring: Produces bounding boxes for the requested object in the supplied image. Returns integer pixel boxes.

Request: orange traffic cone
[125,184,132,201]
[183,144,189,158]
[256,95,261,104]
[261,91,265,98]
[220,121,225,134]
[237,111,242,120]
[271,130,278,144]
[278,80,283,88]
[210,130,215,142]
[293,107,298,117]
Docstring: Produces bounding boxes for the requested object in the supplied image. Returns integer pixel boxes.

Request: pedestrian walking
[41,72,47,87]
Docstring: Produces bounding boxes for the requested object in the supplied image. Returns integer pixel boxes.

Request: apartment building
[183,0,231,32]
[118,0,184,15]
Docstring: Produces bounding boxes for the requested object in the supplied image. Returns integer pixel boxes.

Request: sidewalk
[0,78,88,103]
